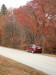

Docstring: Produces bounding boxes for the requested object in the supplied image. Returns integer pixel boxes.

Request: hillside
[0,0,56,53]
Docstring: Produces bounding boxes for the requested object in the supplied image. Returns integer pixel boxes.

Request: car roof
[30,44,41,47]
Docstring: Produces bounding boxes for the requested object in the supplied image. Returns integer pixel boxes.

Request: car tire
[32,51,34,53]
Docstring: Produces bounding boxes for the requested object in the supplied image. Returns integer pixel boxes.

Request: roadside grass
[0,56,47,75]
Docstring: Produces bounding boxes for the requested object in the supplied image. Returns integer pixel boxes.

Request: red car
[27,44,42,53]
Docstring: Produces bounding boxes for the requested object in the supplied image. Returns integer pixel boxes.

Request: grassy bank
[0,56,47,75]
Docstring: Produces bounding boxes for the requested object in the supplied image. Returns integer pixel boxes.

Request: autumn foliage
[0,0,56,53]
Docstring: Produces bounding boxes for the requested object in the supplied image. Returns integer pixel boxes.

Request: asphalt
[0,46,56,75]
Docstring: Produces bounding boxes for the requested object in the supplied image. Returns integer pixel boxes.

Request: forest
[0,0,56,53]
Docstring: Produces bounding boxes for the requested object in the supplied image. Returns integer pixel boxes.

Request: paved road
[0,46,56,75]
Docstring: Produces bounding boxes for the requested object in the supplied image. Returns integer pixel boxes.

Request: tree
[0,0,56,53]
[1,4,7,15]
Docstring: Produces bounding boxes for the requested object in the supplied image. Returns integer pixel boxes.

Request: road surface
[0,46,56,75]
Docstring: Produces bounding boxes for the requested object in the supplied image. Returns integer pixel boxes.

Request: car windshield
[29,44,36,47]
[32,45,36,48]
[29,44,41,48]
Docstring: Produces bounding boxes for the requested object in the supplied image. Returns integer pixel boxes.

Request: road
[0,46,56,75]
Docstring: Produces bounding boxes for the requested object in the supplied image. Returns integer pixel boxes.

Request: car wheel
[32,51,34,53]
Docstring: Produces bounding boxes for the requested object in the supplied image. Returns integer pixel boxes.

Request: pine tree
[1,4,7,15]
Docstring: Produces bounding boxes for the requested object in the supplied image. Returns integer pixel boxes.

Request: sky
[0,0,31,9]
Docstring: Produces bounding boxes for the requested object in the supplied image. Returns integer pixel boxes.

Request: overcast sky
[0,0,31,9]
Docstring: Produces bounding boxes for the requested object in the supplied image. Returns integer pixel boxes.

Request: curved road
[0,46,56,75]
